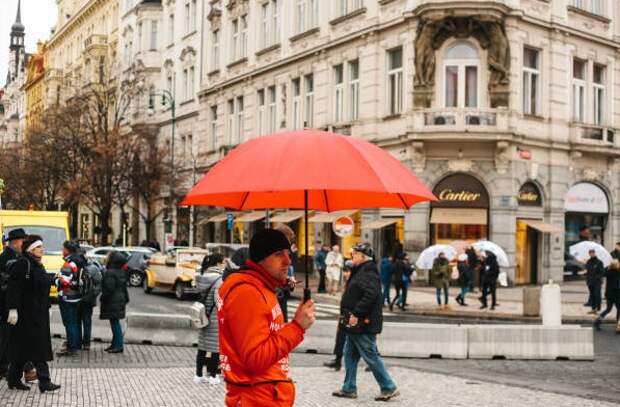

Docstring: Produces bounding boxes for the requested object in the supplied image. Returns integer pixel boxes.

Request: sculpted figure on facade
[414,19,437,88]
[482,20,510,87]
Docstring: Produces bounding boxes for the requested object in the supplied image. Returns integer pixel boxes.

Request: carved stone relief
[494,141,510,174]
[407,141,426,173]
[413,15,511,108]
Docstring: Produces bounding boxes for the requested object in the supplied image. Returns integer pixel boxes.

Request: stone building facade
[193,0,620,284]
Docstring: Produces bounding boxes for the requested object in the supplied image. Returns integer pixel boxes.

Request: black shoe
[323,360,341,371]
[456,295,462,305]
[104,345,114,351]
[462,302,469,306]
[583,302,592,307]
[375,388,401,401]
[490,306,495,311]
[106,348,124,354]
[388,303,394,311]
[56,349,76,357]
[8,381,30,390]
[332,390,357,399]
[594,318,602,331]
[39,382,61,393]
[480,305,488,309]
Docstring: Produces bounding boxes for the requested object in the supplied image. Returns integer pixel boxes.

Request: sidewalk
[301,272,610,324]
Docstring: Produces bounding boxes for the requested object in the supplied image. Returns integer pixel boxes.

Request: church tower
[8,0,26,84]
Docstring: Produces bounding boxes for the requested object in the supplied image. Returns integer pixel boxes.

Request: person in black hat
[0,228,27,380]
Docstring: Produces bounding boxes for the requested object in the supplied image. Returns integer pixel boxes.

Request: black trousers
[481,282,497,307]
[599,297,620,320]
[196,350,220,377]
[333,326,346,365]
[0,319,9,376]
[318,268,326,293]
[8,361,50,385]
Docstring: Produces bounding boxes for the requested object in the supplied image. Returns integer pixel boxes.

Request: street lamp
[148,89,176,241]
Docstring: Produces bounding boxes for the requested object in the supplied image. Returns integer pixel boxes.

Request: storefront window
[433,224,487,244]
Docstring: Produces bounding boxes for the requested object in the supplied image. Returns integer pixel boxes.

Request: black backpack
[0,258,30,293]
[80,261,103,303]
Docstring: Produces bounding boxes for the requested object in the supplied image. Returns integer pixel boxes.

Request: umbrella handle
[304,287,311,303]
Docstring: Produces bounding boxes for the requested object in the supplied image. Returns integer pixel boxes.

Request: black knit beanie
[249,229,291,263]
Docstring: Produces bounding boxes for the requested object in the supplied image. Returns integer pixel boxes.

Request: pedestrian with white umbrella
[569,241,612,267]
[415,245,456,270]
[471,241,509,268]
[479,251,500,310]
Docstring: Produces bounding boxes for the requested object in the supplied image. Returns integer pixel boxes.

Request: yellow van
[0,210,70,298]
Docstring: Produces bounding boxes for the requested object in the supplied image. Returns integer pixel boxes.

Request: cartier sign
[432,174,489,208]
[518,182,542,206]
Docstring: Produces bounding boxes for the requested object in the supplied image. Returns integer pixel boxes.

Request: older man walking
[332,242,399,402]
[217,229,316,406]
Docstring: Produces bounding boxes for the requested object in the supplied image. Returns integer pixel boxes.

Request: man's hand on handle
[7,309,18,325]
[293,299,316,330]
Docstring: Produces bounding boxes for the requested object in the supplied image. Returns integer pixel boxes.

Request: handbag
[190,301,208,329]
[451,266,459,280]
[497,271,508,287]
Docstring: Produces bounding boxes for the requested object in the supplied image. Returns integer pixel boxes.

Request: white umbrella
[472,240,510,267]
[415,245,457,270]
[569,241,612,267]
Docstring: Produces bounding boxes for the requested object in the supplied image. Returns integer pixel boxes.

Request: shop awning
[523,220,563,234]
[206,213,232,223]
[362,218,399,230]
[236,211,267,223]
[308,210,358,223]
[269,210,306,223]
[430,208,487,225]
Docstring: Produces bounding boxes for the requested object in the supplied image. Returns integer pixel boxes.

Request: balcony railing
[84,34,108,50]
[570,123,616,146]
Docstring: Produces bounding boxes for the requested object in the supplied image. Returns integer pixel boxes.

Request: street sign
[226,212,234,230]
[332,216,354,238]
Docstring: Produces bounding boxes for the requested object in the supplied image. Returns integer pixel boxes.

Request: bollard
[522,286,541,317]
[540,280,562,326]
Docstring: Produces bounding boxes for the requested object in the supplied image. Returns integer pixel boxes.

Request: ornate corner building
[193,0,620,284]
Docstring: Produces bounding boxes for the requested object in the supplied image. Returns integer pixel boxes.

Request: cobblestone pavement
[0,338,618,406]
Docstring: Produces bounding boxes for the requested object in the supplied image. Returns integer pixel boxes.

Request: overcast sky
[0,0,57,85]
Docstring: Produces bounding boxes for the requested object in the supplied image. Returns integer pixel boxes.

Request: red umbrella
[181,129,436,299]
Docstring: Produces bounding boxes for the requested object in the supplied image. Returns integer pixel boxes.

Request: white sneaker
[207,375,222,385]
[193,375,208,384]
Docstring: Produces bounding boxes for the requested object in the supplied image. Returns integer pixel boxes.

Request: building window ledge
[256,43,281,57]
[567,6,611,24]
[207,68,220,77]
[180,98,195,107]
[382,113,402,121]
[289,27,320,43]
[523,114,545,122]
[182,30,199,41]
[329,8,367,26]
[226,57,248,69]
[378,0,399,5]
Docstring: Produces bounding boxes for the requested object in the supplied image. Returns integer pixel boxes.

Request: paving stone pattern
[0,340,617,406]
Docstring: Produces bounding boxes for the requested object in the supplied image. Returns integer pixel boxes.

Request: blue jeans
[78,303,94,347]
[381,280,391,305]
[398,279,410,306]
[436,284,449,305]
[342,333,396,393]
[110,319,124,349]
[59,301,80,351]
[460,286,471,299]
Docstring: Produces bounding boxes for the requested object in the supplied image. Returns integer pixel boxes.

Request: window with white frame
[337,0,363,17]
[235,96,244,144]
[260,0,279,49]
[268,86,277,133]
[295,0,318,34]
[182,69,188,100]
[257,89,266,135]
[387,47,403,115]
[240,15,248,58]
[189,66,195,99]
[443,42,479,108]
[591,0,603,15]
[137,22,143,52]
[184,2,191,34]
[572,58,586,122]
[522,47,540,116]
[593,64,605,125]
[231,19,239,61]
[191,0,197,31]
[292,78,302,128]
[334,64,344,122]
[150,20,158,50]
[210,105,218,149]
[304,74,314,127]
[212,30,220,71]
[227,99,234,144]
[349,59,359,120]
[168,14,174,44]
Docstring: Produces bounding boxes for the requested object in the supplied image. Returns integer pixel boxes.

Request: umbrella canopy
[180,129,436,298]
[569,241,612,267]
[449,240,470,255]
[472,241,510,267]
[415,245,457,270]
[181,129,436,210]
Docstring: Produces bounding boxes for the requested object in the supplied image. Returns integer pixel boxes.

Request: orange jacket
[217,261,305,407]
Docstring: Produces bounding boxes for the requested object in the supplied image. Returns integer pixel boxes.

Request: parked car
[143,248,209,300]
[86,246,156,287]
[85,246,155,264]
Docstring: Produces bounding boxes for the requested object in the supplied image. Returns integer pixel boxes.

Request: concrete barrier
[298,320,468,359]
[125,312,198,347]
[467,325,594,360]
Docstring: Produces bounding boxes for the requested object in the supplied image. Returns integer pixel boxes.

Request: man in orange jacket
[217,229,316,406]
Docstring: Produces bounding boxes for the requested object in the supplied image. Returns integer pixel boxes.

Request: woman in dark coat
[479,251,500,310]
[595,259,620,330]
[100,251,130,353]
[6,234,61,392]
[455,254,472,306]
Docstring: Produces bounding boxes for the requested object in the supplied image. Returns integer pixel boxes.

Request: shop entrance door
[516,219,541,284]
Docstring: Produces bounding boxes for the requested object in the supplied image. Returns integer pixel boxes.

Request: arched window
[443,41,480,108]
